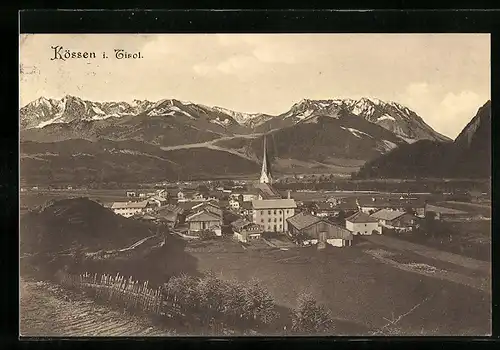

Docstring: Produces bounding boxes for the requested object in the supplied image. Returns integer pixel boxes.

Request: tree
[244,279,278,325]
[163,274,201,314]
[292,292,334,334]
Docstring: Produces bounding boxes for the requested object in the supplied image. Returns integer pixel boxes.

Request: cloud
[398,82,486,138]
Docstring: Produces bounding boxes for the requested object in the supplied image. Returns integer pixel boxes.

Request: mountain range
[355,100,491,179]
[20,95,463,184]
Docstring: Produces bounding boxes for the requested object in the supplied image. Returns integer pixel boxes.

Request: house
[126,191,136,197]
[185,210,222,235]
[251,199,297,233]
[345,211,381,235]
[370,209,418,232]
[287,212,353,247]
[312,202,338,218]
[425,204,470,221]
[156,205,184,228]
[148,195,168,208]
[111,201,149,218]
[357,197,426,218]
[229,198,240,210]
[191,201,223,219]
[231,219,264,243]
[239,201,253,217]
[330,200,360,217]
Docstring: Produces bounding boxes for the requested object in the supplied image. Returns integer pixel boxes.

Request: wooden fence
[58,271,163,315]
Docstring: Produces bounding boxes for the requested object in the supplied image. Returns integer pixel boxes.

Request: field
[20,190,133,209]
[20,278,173,336]
[187,238,491,336]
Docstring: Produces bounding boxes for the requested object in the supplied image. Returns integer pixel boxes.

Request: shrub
[243,279,278,325]
[198,229,217,241]
[292,292,334,334]
[163,274,201,314]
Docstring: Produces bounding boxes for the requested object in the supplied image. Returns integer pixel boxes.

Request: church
[250,136,297,233]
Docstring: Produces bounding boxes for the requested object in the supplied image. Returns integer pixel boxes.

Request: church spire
[260,136,272,184]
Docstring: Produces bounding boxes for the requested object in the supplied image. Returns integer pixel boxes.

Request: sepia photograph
[19,33,491,337]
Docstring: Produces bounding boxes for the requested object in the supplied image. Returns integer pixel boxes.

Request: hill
[355,101,491,179]
[20,197,155,254]
[20,139,261,185]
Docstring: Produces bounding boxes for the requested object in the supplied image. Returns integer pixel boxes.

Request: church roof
[260,136,273,182]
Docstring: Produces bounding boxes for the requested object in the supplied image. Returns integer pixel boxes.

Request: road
[159,132,264,151]
[20,278,172,337]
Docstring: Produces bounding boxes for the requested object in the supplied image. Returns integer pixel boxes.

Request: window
[274,218,277,222]
[260,211,263,215]
[274,210,277,215]
[261,218,264,223]
[268,218,271,222]
[268,210,271,215]
[278,210,282,214]
[285,210,288,214]
[365,224,367,226]
[279,217,282,222]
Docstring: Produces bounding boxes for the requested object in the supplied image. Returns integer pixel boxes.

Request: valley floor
[188,237,491,336]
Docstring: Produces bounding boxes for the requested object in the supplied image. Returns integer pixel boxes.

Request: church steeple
[260,136,272,184]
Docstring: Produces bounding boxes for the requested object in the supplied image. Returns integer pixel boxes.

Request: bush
[292,292,334,334]
[162,273,278,330]
[198,229,217,241]
[243,279,278,325]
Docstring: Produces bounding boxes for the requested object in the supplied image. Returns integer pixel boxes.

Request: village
[94,138,490,252]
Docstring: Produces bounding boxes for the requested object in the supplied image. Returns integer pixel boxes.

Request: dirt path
[20,278,172,337]
[363,235,490,273]
[364,249,490,293]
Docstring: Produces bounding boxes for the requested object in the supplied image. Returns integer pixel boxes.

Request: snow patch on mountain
[341,126,373,139]
[210,117,231,128]
[377,114,396,122]
[37,116,63,128]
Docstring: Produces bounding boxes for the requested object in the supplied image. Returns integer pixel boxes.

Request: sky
[20,34,490,139]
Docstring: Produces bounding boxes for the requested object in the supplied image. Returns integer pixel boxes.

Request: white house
[345,211,381,235]
[251,199,297,233]
[111,201,149,218]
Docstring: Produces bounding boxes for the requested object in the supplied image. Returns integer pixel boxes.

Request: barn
[287,212,353,247]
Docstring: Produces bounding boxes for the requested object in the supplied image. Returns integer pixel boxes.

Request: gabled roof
[252,199,297,209]
[160,204,184,215]
[345,211,379,223]
[315,202,335,211]
[111,201,148,209]
[254,183,282,199]
[231,218,252,230]
[186,210,222,222]
[287,212,322,231]
[370,209,407,221]
[157,210,178,222]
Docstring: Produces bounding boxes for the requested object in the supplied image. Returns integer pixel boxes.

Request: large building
[111,201,149,218]
[251,199,297,233]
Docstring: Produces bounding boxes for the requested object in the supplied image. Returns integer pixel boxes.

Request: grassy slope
[189,240,490,335]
